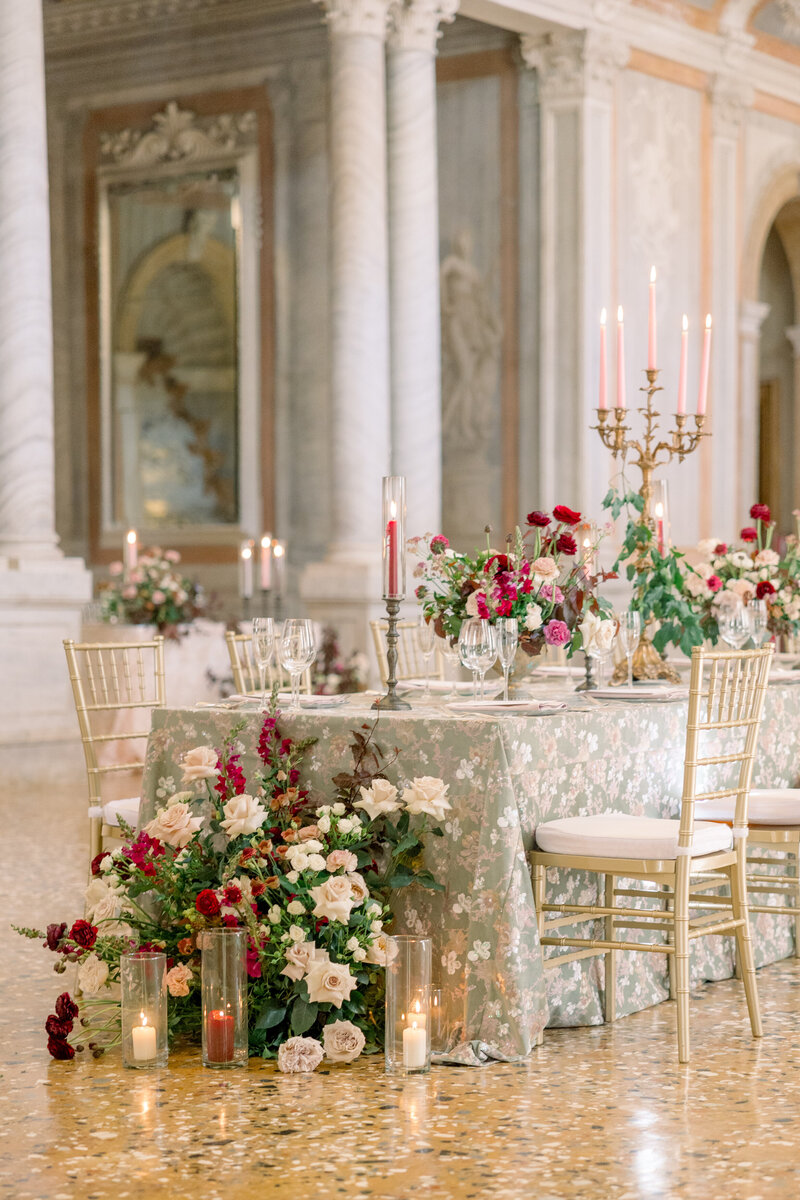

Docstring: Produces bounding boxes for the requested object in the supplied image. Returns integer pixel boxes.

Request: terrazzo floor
[5,746,800,1199]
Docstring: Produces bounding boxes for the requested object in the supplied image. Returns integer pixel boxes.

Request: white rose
[755,549,780,567]
[281,942,327,983]
[286,870,300,884]
[352,947,367,962]
[166,963,193,997]
[338,818,355,835]
[166,790,194,809]
[366,902,381,917]
[289,924,306,943]
[354,778,401,822]
[525,603,543,631]
[347,873,369,907]
[346,936,359,953]
[402,776,452,822]
[322,1019,366,1064]
[305,958,358,1008]
[316,805,332,816]
[306,854,327,872]
[77,952,109,994]
[684,573,707,598]
[278,1036,324,1074]
[332,803,346,816]
[287,900,305,916]
[298,839,323,854]
[365,932,390,965]
[317,815,331,834]
[729,578,755,602]
[219,793,268,840]
[310,876,354,923]
[370,920,383,935]
[268,905,281,924]
[84,878,128,932]
[694,561,714,580]
[181,746,218,783]
[286,845,310,872]
[145,802,204,849]
[580,611,600,653]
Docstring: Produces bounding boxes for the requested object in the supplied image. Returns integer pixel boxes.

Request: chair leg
[793,850,800,959]
[674,862,691,1064]
[729,852,763,1039]
[663,883,677,1000]
[604,873,616,1023]
[533,862,546,1048]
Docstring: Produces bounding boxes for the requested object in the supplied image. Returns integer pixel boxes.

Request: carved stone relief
[99,102,257,167]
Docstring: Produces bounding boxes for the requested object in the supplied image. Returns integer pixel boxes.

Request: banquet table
[140,681,800,1066]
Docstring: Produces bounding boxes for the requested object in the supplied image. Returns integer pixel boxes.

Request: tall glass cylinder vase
[121,952,168,1070]
[385,935,432,1075]
[381,476,406,600]
[201,929,248,1069]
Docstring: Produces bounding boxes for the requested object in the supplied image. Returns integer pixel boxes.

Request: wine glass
[497,617,519,702]
[459,618,497,701]
[252,617,275,709]
[747,598,770,647]
[279,619,316,712]
[617,610,642,689]
[458,622,479,699]
[417,614,437,697]
[590,623,617,689]
[719,601,750,650]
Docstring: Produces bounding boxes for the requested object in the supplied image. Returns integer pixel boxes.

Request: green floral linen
[141,687,800,1065]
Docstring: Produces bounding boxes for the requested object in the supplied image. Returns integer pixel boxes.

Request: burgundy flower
[526,511,551,528]
[223,883,243,906]
[415,584,426,600]
[556,533,577,556]
[552,505,582,526]
[195,889,221,918]
[740,527,758,543]
[251,881,266,898]
[714,543,728,555]
[430,535,450,554]
[707,575,722,592]
[756,580,776,599]
[90,852,107,877]
[44,922,67,953]
[476,595,490,620]
[68,920,97,950]
[55,993,79,1022]
[47,1035,75,1061]
[45,1014,73,1040]
[222,913,239,928]
[750,503,771,523]
[484,553,509,575]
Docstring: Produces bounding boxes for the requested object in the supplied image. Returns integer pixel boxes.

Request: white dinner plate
[591,686,687,702]
[403,679,477,694]
[446,699,567,716]
[530,665,584,677]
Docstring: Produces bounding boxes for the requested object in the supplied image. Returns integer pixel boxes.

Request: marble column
[386,0,456,538]
[520,29,628,520]
[738,301,771,510]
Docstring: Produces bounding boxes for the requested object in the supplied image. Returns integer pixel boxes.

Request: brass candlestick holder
[594,368,709,684]
[373,599,410,711]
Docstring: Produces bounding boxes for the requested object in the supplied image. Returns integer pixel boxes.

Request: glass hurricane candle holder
[121,952,168,1070]
[201,929,248,1069]
[385,935,432,1075]
[381,476,406,601]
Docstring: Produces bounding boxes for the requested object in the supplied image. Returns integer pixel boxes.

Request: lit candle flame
[682,314,688,332]
[650,265,656,283]
[655,502,664,519]
[260,534,271,549]
[600,307,607,326]
[414,1000,421,1014]
[390,500,397,520]
[140,1012,147,1027]
[617,305,624,324]
[241,545,252,561]
[126,529,137,546]
[273,543,285,558]
[705,314,712,330]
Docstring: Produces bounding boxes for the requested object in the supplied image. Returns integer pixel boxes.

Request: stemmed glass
[719,601,750,649]
[497,617,519,702]
[252,617,275,709]
[418,614,437,697]
[459,618,497,701]
[747,599,770,647]
[278,619,316,712]
[438,636,461,695]
[590,626,617,689]
[618,610,642,689]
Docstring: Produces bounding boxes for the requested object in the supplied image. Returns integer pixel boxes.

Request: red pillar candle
[206,1009,234,1063]
[387,503,398,597]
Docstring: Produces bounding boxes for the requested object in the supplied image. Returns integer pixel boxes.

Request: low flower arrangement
[312,625,370,695]
[99,547,205,634]
[16,700,446,1072]
[410,506,612,656]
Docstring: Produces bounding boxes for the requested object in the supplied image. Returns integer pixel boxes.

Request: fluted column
[387,0,456,538]
[318,0,392,559]
[0,3,59,558]
[738,300,770,509]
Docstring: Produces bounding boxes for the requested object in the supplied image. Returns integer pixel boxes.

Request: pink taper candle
[616,306,626,409]
[677,314,688,415]
[697,314,712,415]
[648,266,657,371]
[599,308,607,410]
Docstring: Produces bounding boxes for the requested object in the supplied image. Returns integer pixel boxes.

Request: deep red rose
[552,505,581,526]
[756,581,776,599]
[68,920,97,950]
[45,1014,73,1040]
[714,543,728,555]
[526,511,551,528]
[223,884,243,906]
[484,553,509,575]
[195,889,221,918]
[55,993,79,1022]
[740,527,758,543]
[222,913,239,928]
[707,575,722,593]
[47,1035,75,1061]
[90,852,107,877]
[750,504,771,523]
[44,923,67,953]
[556,533,577,556]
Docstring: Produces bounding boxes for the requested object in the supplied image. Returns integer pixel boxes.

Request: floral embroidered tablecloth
[141,686,800,1065]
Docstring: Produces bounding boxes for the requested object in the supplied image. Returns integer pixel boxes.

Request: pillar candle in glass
[259,534,273,591]
[272,540,286,602]
[121,952,168,1070]
[201,929,248,1069]
[381,476,406,600]
[124,529,138,577]
[385,935,432,1075]
[239,540,254,601]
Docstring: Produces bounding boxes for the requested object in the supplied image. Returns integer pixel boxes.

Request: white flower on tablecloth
[355,778,401,822]
[166,963,193,996]
[181,746,218,782]
[145,802,204,849]
[402,776,451,822]
[310,876,354,924]
[524,603,543,631]
[755,549,780,567]
[78,952,109,994]
[442,950,462,976]
[220,793,267,840]
[347,873,368,907]
[304,958,358,1008]
[278,1036,324,1074]
[281,942,326,982]
[323,1020,365,1064]
[467,940,491,962]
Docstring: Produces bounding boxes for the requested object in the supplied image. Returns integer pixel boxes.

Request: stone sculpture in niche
[440,229,502,449]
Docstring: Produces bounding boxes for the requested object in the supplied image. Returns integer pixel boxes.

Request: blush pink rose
[326,850,358,873]
[544,619,570,647]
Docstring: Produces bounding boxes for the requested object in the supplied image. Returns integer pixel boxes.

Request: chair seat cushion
[535,814,733,859]
[88,797,141,828]
[695,789,800,827]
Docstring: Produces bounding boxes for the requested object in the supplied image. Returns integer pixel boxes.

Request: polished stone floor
[5,746,800,1199]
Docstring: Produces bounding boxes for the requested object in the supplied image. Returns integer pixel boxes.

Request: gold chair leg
[89,818,101,869]
[729,854,763,1039]
[663,883,676,1001]
[793,850,800,959]
[674,862,691,1064]
[604,873,616,1023]
[533,861,547,1048]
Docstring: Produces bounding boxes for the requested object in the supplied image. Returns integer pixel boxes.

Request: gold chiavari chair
[64,636,166,866]
[225,630,312,697]
[370,619,445,688]
[530,645,773,1064]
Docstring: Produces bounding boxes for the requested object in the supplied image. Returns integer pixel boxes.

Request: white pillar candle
[131,1015,156,1062]
[402,1020,427,1068]
[124,529,138,575]
[677,314,688,415]
[272,540,286,600]
[259,534,272,590]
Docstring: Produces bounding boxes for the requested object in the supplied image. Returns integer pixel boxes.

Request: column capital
[708,72,753,140]
[388,0,458,54]
[317,0,391,39]
[739,299,771,339]
[786,324,800,358]
[520,28,629,105]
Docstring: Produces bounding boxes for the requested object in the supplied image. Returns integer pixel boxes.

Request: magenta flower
[430,535,449,554]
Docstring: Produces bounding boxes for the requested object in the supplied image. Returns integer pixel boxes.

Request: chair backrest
[370,619,445,686]
[63,636,167,809]
[225,630,312,695]
[678,645,773,853]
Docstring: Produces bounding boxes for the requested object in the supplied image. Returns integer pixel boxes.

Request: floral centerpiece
[312,626,370,695]
[99,547,205,635]
[16,699,447,1071]
[410,506,612,657]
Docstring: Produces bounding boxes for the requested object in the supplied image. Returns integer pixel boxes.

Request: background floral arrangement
[312,626,370,695]
[17,700,447,1072]
[410,506,612,657]
[99,547,205,634]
